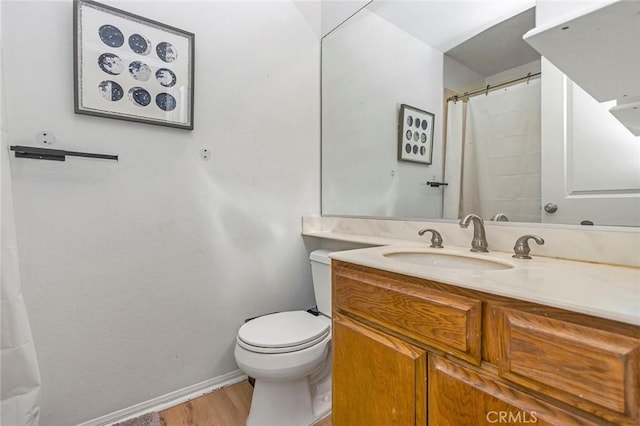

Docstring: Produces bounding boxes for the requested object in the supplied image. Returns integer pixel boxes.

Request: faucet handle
[513,235,545,259]
[418,228,444,248]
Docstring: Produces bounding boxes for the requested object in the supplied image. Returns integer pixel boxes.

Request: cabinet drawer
[333,263,482,365]
[497,307,640,424]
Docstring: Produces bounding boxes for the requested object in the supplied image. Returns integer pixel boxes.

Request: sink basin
[383,251,513,271]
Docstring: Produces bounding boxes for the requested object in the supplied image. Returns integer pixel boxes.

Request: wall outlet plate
[36,131,56,145]
[200,148,211,160]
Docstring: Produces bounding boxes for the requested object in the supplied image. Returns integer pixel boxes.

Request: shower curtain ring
[485,85,490,95]
[526,72,532,84]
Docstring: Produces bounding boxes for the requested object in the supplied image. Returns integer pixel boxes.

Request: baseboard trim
[76,370,248,426]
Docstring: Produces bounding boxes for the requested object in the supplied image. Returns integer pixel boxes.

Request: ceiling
[368,0,535,52]
[322,0,540,78]
[444,7,540,77]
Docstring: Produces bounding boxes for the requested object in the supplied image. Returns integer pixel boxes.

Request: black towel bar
[10,145,118,162]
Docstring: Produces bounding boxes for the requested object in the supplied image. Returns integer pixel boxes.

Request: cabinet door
[428,356,601,426]
[333,313,427,426]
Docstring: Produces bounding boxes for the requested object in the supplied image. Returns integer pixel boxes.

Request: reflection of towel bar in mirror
[10,145,118,162]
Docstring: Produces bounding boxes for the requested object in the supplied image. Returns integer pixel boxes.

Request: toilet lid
[237,311,330,353]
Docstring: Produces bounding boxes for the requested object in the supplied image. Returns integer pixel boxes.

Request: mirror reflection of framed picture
[398,104,434,164]
[74,0,195,130]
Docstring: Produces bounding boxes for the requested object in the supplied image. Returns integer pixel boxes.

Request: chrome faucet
[459,214,489,252]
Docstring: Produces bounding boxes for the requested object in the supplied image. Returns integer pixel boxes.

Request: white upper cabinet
[524,0,640,135]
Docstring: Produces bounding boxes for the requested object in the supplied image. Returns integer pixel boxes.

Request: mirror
[321,0,640,227]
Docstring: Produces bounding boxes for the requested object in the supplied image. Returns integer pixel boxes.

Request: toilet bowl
[235,311,331,381]
[234,250,334,426]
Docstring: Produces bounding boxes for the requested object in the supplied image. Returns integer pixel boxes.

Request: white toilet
[234,249,333,426]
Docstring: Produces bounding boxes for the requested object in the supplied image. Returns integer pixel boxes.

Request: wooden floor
[159,380,332,426]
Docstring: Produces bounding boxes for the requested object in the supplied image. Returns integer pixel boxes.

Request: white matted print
[74,0,194,130]
[398,104,434,164]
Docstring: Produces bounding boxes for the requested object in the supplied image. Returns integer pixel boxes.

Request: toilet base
[247,378,316,426]
[310,372,332,422]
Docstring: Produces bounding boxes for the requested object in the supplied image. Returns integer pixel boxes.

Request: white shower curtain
[1,139,41,426]
[1,33,42,424]
[453,79,542,223]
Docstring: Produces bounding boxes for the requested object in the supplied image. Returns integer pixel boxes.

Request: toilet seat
[237,311,330,354]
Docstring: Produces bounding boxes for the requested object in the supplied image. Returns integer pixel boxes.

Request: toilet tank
[309,249,333,316]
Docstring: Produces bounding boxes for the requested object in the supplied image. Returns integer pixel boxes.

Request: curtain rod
[447,71,541,103]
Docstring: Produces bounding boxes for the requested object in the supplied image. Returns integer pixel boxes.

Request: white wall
[485,60,541,86]
[443,55,485,95]
[321,0,369,36]
[322,9,444,219]
[2,1,320,424]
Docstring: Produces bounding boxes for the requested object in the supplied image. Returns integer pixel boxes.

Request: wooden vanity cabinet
[331,260,640,426]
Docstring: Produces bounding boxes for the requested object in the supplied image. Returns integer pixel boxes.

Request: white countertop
[330,244,640,326]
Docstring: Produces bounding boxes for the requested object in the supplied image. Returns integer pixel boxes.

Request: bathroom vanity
[329,248,640,425]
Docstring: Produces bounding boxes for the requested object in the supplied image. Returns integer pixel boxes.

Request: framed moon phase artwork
[398,104,434,164]
[74,0,195,130]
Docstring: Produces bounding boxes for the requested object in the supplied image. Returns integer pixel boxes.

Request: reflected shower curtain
[1,42,42,424]
[443,100,465,220]
[456,79,541,223]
